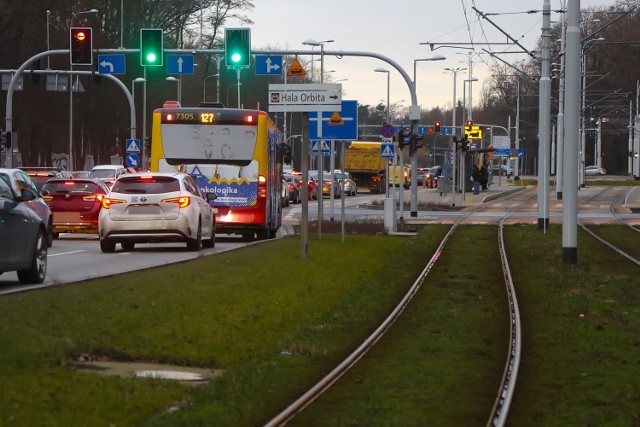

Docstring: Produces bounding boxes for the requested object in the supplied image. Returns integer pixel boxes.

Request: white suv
[98,172,217,252]
[89,165,127,188]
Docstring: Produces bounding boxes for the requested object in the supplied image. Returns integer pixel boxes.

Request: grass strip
[290,225,510,425]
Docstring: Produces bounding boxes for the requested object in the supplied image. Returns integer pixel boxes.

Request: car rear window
[111,176,180,194]
[89,169,117,179]
[42,180,100,194]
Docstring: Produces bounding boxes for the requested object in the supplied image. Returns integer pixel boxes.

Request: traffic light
[225,28,251,68]
[1,131,12,149]
[398,129,406,149]
[434,120,442,133]
[140,29,163,66]
[465,120,473,127]
[70,27,93,66]
[461,136,470,152]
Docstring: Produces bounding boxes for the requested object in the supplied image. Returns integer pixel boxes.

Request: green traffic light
[146,52,157,63]
[231,53,241,63]
[140,28,163,66]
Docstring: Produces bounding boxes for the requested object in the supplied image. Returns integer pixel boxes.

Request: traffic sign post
[308,100,357,140]
[268,83,342,112]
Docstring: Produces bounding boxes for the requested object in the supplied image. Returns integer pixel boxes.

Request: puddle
[68,360,224,386]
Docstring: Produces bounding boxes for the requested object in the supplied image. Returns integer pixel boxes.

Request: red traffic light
[434,120,442,133]
[465,120,473,127]
[70,27,93,66]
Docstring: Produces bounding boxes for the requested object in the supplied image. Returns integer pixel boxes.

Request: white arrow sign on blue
[255,55,283,75]
[167,54,194,75]
[98,54,126,75]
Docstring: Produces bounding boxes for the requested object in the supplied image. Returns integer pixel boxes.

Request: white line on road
[49,250,86,257]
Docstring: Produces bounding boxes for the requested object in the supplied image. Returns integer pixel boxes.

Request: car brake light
[258,175,267,198]
[162,196,190,208]
[83,194,104,202]
[138,175,156,182]
[102,197,126,209]
[245,115,254,123]
[165,113,174,122]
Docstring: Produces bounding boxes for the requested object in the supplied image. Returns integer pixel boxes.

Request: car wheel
[53,232,60,239]
[17,228,47,284]
[187,220,202,251]
[121,242,135,251]
[100,239,116,253]
[202,219,216,248]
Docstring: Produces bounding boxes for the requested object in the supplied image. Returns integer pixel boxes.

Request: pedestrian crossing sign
[381,143,394,159]
[125,139,141,153]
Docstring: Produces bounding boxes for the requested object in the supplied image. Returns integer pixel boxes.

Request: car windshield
[89,169,117,179]
[42,180,100,195]
[111,176,180,194]
[0,174,14,198]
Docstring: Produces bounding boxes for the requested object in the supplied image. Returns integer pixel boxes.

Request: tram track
[265,187,534,426]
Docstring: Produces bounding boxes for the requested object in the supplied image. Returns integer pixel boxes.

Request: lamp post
[444,67,467,208]
[374,67,390,123]
[302,39,334,83]
[69,8,98,171]
[166,77,180,104]
[203,74,219,102]
[132,77,145,167]
[413,54,446,93]
[462,77,478,127]
[580,36,605,186]
[46,10,51,69]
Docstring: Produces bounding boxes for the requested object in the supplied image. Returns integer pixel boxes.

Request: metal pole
[537,0,551,230]
[69,68,74,171]
[562,0,580,264]
[301,113,309,258]
[46,10,51,69]
[556,0,566,199]
[451,71,458,207]
[142,69,147,169]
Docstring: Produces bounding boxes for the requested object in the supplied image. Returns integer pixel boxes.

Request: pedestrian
[471,165,481,195]
[479,165,488,191]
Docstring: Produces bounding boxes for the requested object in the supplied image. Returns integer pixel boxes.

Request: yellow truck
[344,141,408,193]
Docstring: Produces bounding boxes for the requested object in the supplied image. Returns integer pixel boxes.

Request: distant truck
[344,141,408,193]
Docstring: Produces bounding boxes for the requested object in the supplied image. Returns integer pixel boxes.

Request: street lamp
[69,7,98,171]
[444,67,467,208]
[302,39,334,83]
[413,54,446,92]
[166,77,180,104]
[334,78,348,83]
[203,74,219,102]
[580,36,605,186]
[374,67,390,123]
[462,77,478,125]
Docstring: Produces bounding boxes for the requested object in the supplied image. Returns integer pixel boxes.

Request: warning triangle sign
[327,111,344,126]
[287,58,306,77]
[381,145,394,157]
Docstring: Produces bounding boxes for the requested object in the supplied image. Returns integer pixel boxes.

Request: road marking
[49,250,85,257]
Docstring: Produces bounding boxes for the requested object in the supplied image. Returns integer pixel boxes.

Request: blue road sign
[125,153,140,168]
[494,149,511,156]
[308,100,358,140]
[381,123,395,138]
[97,54,126,74]
[381,143,395,159]
[125,139,141,153]
[442,127,452,135]
[418,126,428,134]
[167,54,194,75]
[255,55,283,75]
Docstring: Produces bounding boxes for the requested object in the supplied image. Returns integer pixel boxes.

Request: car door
[0,179,31,266]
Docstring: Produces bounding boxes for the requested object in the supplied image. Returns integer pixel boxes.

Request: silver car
[0,176,48,284]
[98,172,217,252]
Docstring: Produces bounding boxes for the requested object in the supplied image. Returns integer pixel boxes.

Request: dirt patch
[66,360,224,386]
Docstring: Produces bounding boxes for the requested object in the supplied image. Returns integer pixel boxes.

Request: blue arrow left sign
[98,54,126,74]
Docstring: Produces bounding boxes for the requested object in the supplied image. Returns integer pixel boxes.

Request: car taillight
[162,196,190,208]
[102,197,126,209]
[42,195,52,200]
[258,175,267,198]
[83,194,103,202]
[288,183,295,190]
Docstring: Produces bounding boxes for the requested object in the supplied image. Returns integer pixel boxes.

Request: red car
[41,178,110,237]
[287,174,318,200]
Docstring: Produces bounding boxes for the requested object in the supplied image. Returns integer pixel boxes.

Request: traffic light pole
[3,50,136,168]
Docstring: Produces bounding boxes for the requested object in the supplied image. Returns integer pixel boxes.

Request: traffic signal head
[225,28,251,68]
[1,131,12,149]
[434,120,442,133]
[70,27,93,66]
[140,29,163,66]
[466,120,473,127]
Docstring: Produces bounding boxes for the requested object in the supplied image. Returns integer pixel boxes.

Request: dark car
[0,168,54,247]
[20,167,72,191]
[0,175,48,284]
[41,178,110,237]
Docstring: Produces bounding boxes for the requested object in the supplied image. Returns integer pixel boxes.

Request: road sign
[255,55,283,75]
[442,127,452,135]
[381,142,395,159]
[492,135,510,149]
[167,54,194,75]
[308,100,357,140]
[125,139,141,153]
[268,83,342,112]
[125,153,140,168]
[464,125,483,140]
[311,140,331,153]
[381,123,395,138]
[97,54,126,74]
[494,149,511,156]
[287,58,306,77]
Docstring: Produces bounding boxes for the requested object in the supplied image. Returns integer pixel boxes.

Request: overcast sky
[230,0,620,113]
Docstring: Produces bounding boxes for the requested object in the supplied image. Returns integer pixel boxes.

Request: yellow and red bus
[150,102,283,240]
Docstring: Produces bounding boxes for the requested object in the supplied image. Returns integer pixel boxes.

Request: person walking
[471,165,481,195]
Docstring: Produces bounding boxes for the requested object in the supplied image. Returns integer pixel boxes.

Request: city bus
[150,101,283,240]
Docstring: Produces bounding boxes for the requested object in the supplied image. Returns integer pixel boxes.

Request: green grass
[0,224,639,426]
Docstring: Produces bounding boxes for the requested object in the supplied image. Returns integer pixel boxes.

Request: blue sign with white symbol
[98,54,126,74]
[125,153,140,168]
[167,54,194,75]
[381,143,395,159]
[442,126,452,135]
[125,139,141,153]
[494,149,511,156]
[418,126,428,134]
[255,55,283,75]
[308,100,358,141]
[381,123,395,138]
